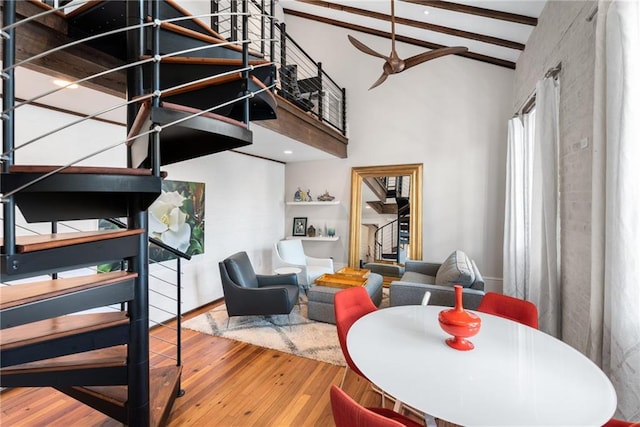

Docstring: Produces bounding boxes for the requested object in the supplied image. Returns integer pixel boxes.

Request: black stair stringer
[1,173,162,223]
[130,105,253,168]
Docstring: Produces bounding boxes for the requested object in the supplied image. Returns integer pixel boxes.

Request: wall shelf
[286,236,339,241]
[286,201,340,206]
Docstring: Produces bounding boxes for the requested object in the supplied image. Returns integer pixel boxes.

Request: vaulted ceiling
[280,0,548,69]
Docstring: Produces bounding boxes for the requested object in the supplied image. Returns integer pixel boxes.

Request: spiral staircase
[1,0,283,425]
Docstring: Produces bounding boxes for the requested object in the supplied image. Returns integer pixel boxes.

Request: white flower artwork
[149,190,192,252]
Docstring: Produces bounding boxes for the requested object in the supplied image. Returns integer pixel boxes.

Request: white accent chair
[273,239,333,288]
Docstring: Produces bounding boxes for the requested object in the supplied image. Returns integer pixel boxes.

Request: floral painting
[97,180,204,271]
[149,180,205,263]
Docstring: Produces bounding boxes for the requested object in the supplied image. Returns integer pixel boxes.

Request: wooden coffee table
[315,268,370,289]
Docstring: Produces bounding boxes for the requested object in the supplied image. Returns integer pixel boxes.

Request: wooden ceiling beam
[283,9,515,69]
[295,0,524,50]
[400,0,538,26]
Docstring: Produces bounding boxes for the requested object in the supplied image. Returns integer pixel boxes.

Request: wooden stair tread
[161,102,248,128]
[70,365,182,409]
[1,311,129,349]
[128,100,249,144]
[158,21,265,58]
[0,229,144,253]
[63,0,105,19]
[63,365,182,426]
[7,165,153,175]
[0,271,137,311]
[156,55,269,67]
[0,346,127,374]
[165,0,224,39]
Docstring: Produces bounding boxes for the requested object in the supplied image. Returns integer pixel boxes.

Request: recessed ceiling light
[53,79,78,89]
[365,206,371,209]
[423,9,430,15]
[283,150,293,154]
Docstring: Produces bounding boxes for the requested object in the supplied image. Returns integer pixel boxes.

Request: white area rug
[182,296,346,366]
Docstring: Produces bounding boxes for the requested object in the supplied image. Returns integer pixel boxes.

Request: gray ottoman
[307,272,383,324]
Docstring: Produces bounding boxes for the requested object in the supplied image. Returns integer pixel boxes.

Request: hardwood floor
[0,303,456,426]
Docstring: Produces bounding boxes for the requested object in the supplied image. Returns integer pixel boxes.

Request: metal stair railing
[374,219,399,261]
[214,0,347,136]
[0,1,280,423]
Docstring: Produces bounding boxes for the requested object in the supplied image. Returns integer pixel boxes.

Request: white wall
[2,104,285,316]
[280,17,514,286]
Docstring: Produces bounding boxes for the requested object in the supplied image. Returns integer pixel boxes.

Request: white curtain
[503,81,561,338]
[589,0,640,420]
[528,77,562,337]
[503,113,534,300]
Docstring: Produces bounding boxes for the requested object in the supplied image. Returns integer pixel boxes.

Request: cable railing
[214,0,348,135]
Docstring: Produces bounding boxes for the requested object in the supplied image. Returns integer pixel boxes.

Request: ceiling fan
[348,0,469,90]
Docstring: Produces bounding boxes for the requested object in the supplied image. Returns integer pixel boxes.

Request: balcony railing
[214,0,347,135]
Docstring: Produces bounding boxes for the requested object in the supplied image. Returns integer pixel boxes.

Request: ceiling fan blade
[403,46,469,70]
[369,72,389,90]
[348,35,389,60]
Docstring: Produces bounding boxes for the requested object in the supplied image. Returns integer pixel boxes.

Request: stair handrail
[374,219,399,261]
[105,217,188,372]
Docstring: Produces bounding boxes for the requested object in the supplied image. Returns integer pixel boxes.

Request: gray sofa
[389,250,485,310]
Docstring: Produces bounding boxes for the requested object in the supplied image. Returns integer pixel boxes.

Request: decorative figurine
[306,189,313,201]
[307,225,316,237]
[294,187,303,202]
[317,190,335,202]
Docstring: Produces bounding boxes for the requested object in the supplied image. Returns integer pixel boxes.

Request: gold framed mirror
[348,163,423,268]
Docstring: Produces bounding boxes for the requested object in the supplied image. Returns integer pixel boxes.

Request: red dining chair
[330,385,423,427]
[602,419,640,427]
[477,292,539,329]
[334,286,377,388]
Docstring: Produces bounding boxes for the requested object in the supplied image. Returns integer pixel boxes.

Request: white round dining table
[347,305,617,427]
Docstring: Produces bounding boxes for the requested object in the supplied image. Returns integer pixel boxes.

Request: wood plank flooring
[0,302,457,426]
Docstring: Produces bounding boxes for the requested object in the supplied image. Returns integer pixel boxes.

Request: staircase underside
[8,1,348,160]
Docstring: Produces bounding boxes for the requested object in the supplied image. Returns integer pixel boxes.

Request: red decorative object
[438,285,482,351]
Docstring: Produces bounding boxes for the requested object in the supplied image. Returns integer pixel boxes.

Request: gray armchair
[219,251,300,319]
[389,250,485,310]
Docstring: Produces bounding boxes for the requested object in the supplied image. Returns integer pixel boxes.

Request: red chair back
[602,419,640,427]
[477,292,539,329]
[330,385,420,427]
[334,286,377,379]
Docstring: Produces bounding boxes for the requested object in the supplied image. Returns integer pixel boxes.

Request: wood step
[0,346,128,387]
[1,312,129,368]
[158,20,265,59]
[160,0,223,39]
[0,229,143,254]
[56,365,183,426]
[0,271,137,329]
[2,230,144,282]
[1,271,137,311]
[128,102,253,168]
